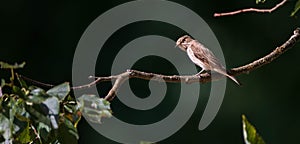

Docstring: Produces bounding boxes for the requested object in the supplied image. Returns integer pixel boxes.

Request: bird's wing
[190,40,241,85]
[191,41,225,70]
[189,45,209,65]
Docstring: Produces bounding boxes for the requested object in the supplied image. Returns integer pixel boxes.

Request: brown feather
[176,35,241,85]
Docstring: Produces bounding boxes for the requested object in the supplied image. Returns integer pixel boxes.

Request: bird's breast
[186,47,209,70]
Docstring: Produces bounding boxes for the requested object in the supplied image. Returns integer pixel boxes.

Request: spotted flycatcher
[176,35,240,85]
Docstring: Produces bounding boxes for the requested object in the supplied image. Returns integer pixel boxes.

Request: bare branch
[31,124,42,143]
[231,27,300,74]
[99,28,299,101]
[214,0,287,17]
[71,76,117,90]
[103,70,212,101]
[19,75,55,88]
[20,28,300,101]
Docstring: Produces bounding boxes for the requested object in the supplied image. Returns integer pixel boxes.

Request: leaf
[78,95,112,123]
[12,86,26,99]
[25,104,51,126]
[8,97,21,138]
[63,101,82,127]
[42,97,60,115]
[10,97,28,122]
[291,0,300,16]
[0,61,25,69]
[242,115,266,144]
[46,82,70,101]
[0,79,5,87]
[37,122,52,142]
[16,73,28,89]
[0,114,11,141]
[0,79,5,97]
[27,87,49,104]
[56,118,79,144]
[256,0,266,4]
[0,113,20,143]
[42,97,60,129]
[15,123,33,143]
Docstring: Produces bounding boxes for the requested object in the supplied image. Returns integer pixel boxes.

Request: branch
[20,28,300,101]
[214,0,287,17]
[95,28,299,101]
[231,27,300,74]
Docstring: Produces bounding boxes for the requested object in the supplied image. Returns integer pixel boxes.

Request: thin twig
[71,76,117,90]
[19,75,55,88]
[214,0,287,17]
[31,124,42,143]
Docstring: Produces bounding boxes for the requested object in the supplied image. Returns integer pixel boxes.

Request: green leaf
[42,97,60,115]
[12,86,26,99]
[63,101,82,126]
[10,97,28,123]
[16,73,28,89]
[1,79,5,87]
[78,95,112,123]
[0,113,20,143]
[15,123,33,143]
[46,82,70,102]
[256,0,266,4]
[0,61,25,69]
[0,114,11,142]
[8,97,20,138]
[291,0,300,16]
[37,122,52,142]
[27,87,49,104]
[56,118,79,144]
[42,97,60,129]
[1,79,5,97]
[242,115,266,144]
[25,104,51,126]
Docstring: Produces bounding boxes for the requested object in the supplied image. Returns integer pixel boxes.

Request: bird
[175,35,241,85]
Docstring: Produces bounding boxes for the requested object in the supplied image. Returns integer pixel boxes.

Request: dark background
[1,0,299,143]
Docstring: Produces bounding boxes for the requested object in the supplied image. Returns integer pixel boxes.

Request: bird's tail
[214,69,241,86]
[226,74,241,86]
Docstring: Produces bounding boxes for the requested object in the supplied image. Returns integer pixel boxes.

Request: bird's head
[175,35,193,51]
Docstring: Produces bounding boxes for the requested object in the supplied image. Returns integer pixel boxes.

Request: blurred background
[1,0,299,143]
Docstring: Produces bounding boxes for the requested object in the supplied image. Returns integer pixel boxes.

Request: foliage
[0,62,111,143]
[255,0,266,4]
[78,94,112,124]
[291,0,300,16]
[242,115,266,144]
[254,0,300,16]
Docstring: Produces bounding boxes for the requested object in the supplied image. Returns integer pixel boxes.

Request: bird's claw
[194,74,201,78]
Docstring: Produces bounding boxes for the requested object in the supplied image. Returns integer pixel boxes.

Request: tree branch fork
[69,28,300,101]
[20,28,300,101]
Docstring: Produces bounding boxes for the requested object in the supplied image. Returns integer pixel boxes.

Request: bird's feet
[195,70,211,78]
[194,74,201,78]
[195,70,204,78]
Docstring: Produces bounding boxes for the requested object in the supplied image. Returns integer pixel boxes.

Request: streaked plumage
[176,35,240,85]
